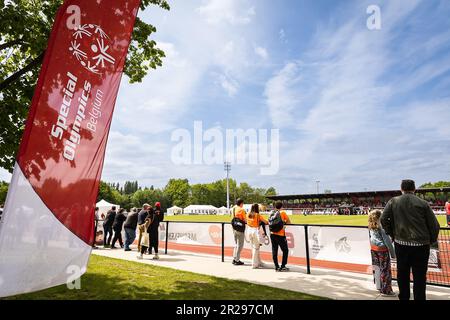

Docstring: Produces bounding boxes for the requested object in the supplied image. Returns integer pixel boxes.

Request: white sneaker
[137,255,143,260]
[152,254,159,260]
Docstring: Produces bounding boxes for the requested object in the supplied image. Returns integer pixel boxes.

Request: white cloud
[254,46,268,60]
[264,62,302,128]
[197,0,255,25]
[217,74,239,97]
[279,29,287,43]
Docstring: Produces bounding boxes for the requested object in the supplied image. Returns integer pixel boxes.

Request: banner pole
[221,223,225,262]
[304,225,311,274]
[165,221,169,255]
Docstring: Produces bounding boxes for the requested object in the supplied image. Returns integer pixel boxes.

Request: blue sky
[2,0,450,194]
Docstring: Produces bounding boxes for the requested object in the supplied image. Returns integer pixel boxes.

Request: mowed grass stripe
[4,255,325,300]
[165,214,449,227]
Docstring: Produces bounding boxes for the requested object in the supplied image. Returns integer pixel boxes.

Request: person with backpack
[231,198,246,265]
[247,204,268,269]
[269,201,291,272]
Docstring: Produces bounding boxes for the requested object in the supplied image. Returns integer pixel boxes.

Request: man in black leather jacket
[381,179,440,300]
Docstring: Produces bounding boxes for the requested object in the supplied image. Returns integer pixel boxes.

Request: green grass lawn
[166,214,448,227]
[4,255,324,300]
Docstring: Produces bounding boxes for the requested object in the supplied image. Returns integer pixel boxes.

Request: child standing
[368,209,396,297]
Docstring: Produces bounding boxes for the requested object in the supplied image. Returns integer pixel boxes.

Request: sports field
[166,214,448,227]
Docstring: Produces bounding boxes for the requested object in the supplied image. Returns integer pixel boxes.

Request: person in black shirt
[123,208,138,251]
[103,206,116,247]
[111,208,127,249]
[149,202,164,259]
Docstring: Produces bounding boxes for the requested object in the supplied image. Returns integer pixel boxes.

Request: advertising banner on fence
[308,226,372,265]
[224,224,307,258]
[161,223,223,247]
[0,0,140,298]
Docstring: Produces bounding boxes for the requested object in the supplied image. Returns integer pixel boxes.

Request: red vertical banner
[0,0,141,297]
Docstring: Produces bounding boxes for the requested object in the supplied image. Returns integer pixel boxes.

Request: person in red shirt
[445,201,450,227]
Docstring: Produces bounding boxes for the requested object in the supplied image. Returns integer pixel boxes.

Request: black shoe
[232,260,237,265]
[235,260,244,266]
[275,267,280,272]
[278,267,290,272]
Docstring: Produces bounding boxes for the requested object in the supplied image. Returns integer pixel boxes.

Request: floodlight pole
[316,180,320,194]
[224,162,231,209]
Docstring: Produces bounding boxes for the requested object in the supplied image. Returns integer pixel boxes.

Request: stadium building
[266,187,450,215]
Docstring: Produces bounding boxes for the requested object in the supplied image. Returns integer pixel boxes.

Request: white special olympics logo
[69,24,115,74]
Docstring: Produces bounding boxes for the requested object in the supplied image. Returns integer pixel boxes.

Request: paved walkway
[92,247,450,300]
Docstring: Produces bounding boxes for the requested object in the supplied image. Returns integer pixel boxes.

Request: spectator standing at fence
[231,199,246,266]
[148,202,164,260]
[247,204,268,269]
[269,201,291,272]
[368,209,396,297]
[381,179,440,300]
[103,206,116,247]
[111,208,127,249]
[123,207,138,251]
[92,207,99,249]
[137,204,150,253]
[446,201,450,227]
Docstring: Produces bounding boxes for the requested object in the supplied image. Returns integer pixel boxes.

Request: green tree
[0,181,9,205]
[0,0,170,172]
[164,179,190,207]
[420,181,450,189]
[131,188,169,209]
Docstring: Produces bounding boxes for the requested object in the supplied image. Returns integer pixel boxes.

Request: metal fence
[161,221,450,288]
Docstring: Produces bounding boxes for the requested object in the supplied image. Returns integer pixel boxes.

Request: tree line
[2,180,449,209]
[97,178,277,210]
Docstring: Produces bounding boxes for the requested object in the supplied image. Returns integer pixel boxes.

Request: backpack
[268,210,284,233]
[231,206,246,232]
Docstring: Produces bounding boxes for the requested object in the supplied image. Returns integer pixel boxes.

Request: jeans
[124,227,136,250]
[395,243,430,300]
[233,230,245,261]
[103,225,113,246]
[270,234,289,269]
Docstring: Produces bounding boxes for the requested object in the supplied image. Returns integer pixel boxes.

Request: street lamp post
[224,162,231,209]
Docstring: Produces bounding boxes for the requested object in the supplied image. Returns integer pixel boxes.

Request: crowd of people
[91,179,448,301]
[93,202,164,260]
[231,199,291,272]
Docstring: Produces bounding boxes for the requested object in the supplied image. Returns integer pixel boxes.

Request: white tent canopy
[167,206,183,216]
[96,199,120,219]
[217,206,230,215]
[183,205,218,215]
